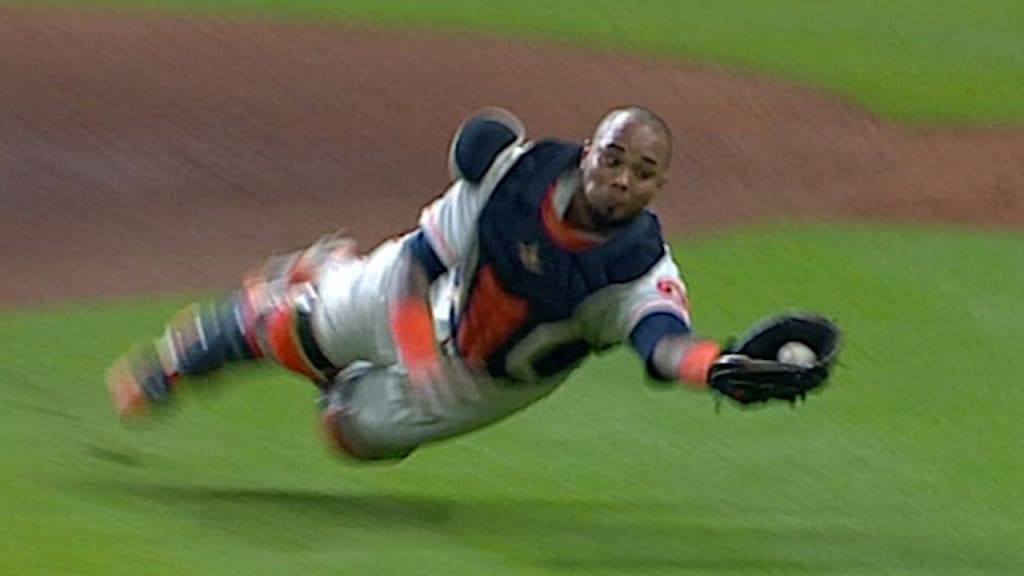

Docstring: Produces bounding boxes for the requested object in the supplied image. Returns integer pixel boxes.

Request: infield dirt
[2,7,1022,305]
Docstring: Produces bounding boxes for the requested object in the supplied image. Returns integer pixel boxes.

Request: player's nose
[611,167,631,191]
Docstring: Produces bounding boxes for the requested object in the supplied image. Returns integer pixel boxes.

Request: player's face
[580,116,670,230]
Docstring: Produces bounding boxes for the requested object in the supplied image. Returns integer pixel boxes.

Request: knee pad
[319,405,414,463]
[319,382,415,462]
[244,281,338,384]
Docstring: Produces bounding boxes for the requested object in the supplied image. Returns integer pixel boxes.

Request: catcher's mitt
[708,313,842,406]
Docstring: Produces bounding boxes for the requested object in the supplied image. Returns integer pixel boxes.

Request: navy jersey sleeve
[406,229,448,282]
[629,312,691,381]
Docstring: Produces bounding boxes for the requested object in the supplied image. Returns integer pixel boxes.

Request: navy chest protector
[457,139,666,379]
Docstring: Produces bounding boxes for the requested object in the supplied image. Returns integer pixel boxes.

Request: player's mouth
[588,202,627,230]
[603,202,625,219]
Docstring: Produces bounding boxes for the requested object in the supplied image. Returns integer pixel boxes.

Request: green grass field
[17,0,1024,124]
[4,2,1024,575]
[3,225,1023,575]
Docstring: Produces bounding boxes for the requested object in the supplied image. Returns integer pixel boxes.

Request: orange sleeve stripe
[389,298,440,368]
[678,340,721,388]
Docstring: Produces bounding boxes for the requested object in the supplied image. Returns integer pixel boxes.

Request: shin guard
[160,291,258,378]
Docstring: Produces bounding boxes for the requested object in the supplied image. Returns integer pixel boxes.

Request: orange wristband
[678,340,722,387]
[389,299,440,368]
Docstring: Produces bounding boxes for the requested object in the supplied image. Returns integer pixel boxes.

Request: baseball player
[106,106,800,461]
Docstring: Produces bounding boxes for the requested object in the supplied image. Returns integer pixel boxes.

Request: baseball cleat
[105,344,177,421]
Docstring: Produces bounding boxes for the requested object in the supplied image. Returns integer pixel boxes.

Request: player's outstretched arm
[648,333,723,389]
[646,314,842,406]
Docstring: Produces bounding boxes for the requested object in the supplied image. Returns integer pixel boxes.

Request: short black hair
[596,105,673,165]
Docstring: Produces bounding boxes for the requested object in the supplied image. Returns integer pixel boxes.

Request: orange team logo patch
[657,278,691,313]
[518,242,543,275]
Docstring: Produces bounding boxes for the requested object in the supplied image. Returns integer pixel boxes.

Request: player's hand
[406,356,482,418]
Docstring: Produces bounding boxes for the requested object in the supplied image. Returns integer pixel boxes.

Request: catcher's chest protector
[457,140,666,379]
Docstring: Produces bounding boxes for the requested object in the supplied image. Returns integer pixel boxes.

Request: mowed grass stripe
[1,224,1022,574]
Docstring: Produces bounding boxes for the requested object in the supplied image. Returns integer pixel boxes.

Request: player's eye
[635,168,656,181]
[600,153,620,167]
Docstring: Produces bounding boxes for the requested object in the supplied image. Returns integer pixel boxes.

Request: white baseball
[777,341,816,367]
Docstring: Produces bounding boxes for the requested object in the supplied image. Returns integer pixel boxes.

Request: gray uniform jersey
[313,139,691,458]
